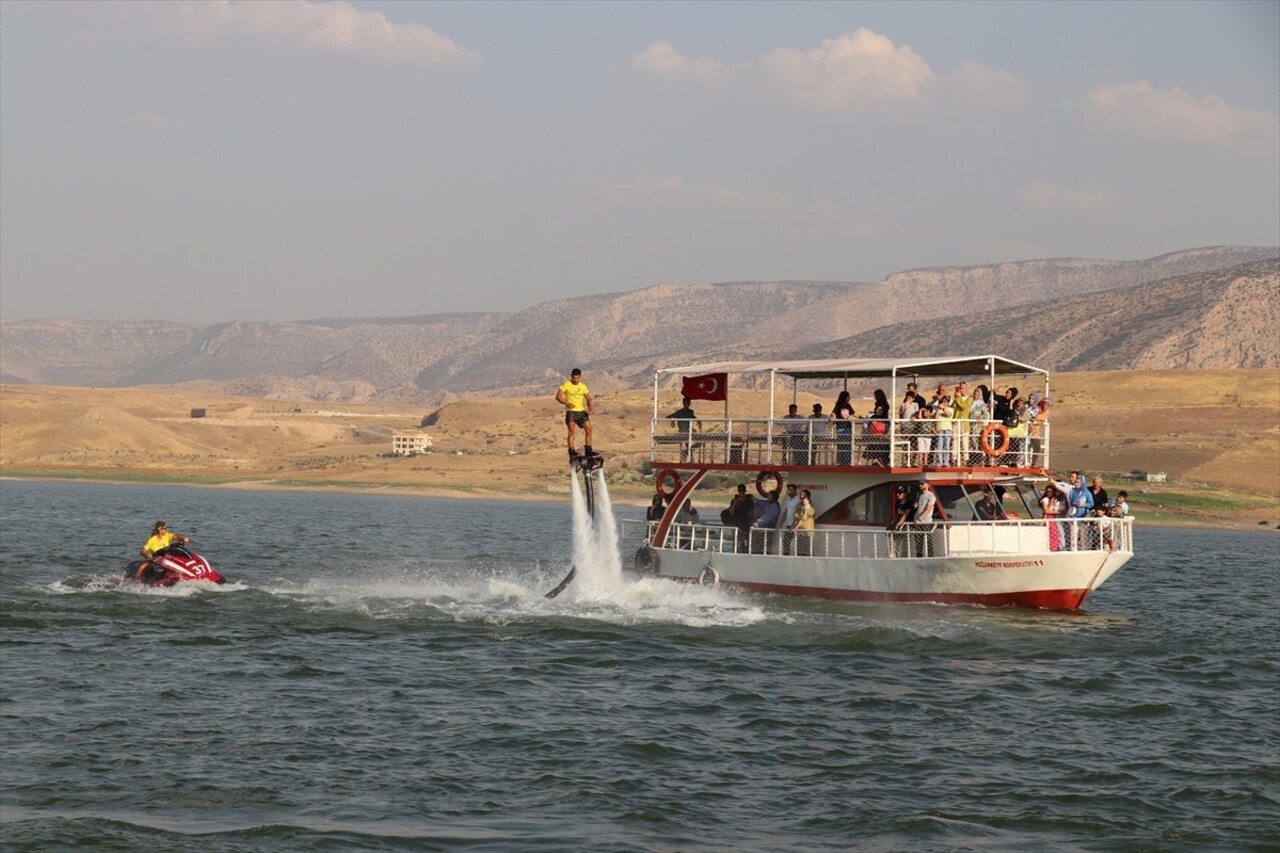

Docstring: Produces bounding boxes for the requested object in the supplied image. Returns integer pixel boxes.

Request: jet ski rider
[137,521,189,581]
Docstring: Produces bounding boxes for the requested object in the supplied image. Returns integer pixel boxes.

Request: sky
[1,0,1277,324]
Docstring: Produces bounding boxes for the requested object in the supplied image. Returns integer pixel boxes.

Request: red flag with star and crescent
[681,372,728,402]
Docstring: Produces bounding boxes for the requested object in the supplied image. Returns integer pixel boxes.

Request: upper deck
[648,355,1053,472]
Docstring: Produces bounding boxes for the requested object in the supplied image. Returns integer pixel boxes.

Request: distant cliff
[1,246,1275,401]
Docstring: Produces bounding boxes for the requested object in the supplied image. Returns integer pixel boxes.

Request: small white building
[392,431,433,456]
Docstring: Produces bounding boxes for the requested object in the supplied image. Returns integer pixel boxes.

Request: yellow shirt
[143,532,176,555]
[952,393,973,421]
[558,380,590,412]
[796,503,815,530]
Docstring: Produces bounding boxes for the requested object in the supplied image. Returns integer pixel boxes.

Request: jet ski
[125,544,225,587]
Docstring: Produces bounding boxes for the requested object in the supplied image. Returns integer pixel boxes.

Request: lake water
[1,479,1277,852]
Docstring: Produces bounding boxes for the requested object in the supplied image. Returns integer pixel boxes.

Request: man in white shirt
[912,479,939,557]
[779,483,802,554]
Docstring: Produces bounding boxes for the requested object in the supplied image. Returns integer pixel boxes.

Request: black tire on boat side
[633,545,658,575]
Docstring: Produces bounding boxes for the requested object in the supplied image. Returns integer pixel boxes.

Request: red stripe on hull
[684,578,1091,610]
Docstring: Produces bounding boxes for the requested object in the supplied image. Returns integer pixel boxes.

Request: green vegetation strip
[1,469,242,486]
[1133,490,1266,512]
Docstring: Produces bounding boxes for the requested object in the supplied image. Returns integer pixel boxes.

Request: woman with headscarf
[864,389,890,465]
[832,390,855,465]
[1040,483,1064,551]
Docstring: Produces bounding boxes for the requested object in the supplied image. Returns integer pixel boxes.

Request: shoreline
[5,472,1276,533]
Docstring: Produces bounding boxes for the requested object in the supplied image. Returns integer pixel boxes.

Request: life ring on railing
[979,423,1010,457]
[655,468,682,499]
[698,565,720,587]
[755,470,783,497]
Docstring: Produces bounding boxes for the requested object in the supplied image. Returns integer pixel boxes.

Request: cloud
[1020,180,1132,216]
[629,41,745,90]
[1086,80,1278,147]
[75,0,482,69]
[753,29,934,111]
[630,28,1026,113]
[943,60,1032,109]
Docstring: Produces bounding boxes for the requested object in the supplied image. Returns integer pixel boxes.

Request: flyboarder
[555,367,599,468]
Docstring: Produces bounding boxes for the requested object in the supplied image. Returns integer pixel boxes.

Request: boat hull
[643,547,1131,610]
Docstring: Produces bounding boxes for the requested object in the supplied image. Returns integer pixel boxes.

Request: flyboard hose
[544,460,597,599]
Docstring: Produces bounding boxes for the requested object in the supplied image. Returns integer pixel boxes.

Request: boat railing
[651,417,1050,469]
[625,515,1130,561]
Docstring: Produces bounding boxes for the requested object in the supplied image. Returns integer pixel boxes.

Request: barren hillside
[3,370,1277,524]
[3,246,1274,401]
[799,259,1280,371]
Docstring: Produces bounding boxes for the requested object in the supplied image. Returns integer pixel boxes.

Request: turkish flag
[681,372,728,401]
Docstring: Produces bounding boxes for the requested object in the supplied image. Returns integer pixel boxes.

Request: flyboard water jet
[544,451,604,599]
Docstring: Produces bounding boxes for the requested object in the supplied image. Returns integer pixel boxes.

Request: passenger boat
[624,356,1132,610]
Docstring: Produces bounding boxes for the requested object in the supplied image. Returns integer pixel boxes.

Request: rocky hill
[795,258,1280,371]
[1,246,1275,401]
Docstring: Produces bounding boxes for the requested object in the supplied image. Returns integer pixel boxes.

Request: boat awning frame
[650,355,1052,432]
[652,355,1048,382]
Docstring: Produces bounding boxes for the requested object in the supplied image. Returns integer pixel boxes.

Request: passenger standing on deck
[667,396,698,461]
[911,479,942,558]
[968,386,991,465]
[832,391,855,465]
[1088,476,1109,517]
[752,489,781,553]
[951,382,973,463]
[779,483,801,554]
[1041,483,1064,551]
[1066,470,1094,549]
[724,484,755,552]
[555,368,595,464]
[792,489,815,556]
[782,404,808,465]
[913,479,938,523]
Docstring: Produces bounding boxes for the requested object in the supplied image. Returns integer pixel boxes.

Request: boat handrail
[651,415,1051,469]
[625,514,1131,559]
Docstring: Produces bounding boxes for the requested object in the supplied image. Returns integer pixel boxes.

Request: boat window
[999,483,1036,519]
[936,485,975,521]
[816,484,895,526]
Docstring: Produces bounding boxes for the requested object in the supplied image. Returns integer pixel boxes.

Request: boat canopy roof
[654,355,1048,381]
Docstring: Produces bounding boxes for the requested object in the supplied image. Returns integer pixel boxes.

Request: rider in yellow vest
[137,521,189,580]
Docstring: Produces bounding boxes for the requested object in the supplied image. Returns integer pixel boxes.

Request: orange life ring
[755,470,783,497]
[980,423,1010,457]
[656,468,682,499]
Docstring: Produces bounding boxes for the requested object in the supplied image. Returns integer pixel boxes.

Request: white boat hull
[642,545,1131,610]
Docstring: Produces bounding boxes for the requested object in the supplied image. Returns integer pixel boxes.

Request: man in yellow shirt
[554,368,595,464]
[137,521,189,580]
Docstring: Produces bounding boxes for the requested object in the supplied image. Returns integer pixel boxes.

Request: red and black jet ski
[125,544,225,587]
